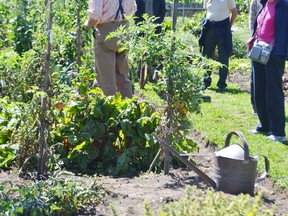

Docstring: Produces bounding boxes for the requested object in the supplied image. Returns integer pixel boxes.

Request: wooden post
[164,136,170,174]
[162,0,178,175]
[37,0,53,179]
[172,0,178,32]
[76,0,82,71]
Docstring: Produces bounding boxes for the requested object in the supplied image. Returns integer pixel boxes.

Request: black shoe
[200,82,211,91]
[217,87,226,93]
[200,85,208,91]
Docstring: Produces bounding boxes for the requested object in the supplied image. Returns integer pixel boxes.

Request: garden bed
[1,130,288,215]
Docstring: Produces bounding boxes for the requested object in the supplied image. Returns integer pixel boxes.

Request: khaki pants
[93,21,132,98]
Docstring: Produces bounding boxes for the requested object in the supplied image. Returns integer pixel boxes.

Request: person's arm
[84,19,99,27]
[249,0,261,35]
[84,0,102,27]
[230,8,237,27]
[249,0,256,33]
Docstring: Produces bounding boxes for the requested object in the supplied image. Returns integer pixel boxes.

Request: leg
[94,40,117,96]
[250,63,257,114]
[266,54,286,136]
[216,38,229,89]
[93,50,100,88]
[94,22,132,98]
[253,61,270,132]
[201,27,217,88]
[139,60,148,89]
[116,51,133,98]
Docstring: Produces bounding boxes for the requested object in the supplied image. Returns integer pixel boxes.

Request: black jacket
[198,18,233,56]
[135,0,166,33]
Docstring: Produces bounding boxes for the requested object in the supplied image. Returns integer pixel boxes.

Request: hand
[84,19,99,27]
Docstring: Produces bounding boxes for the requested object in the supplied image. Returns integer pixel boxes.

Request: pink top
[256,0,277,44]
[87,0,137,24]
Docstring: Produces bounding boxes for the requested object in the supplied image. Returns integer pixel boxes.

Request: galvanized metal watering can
[212,131,270,195]
[158,131,270,195]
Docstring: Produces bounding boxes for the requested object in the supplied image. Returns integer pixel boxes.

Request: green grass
[134,82,166,108]
[191,74,288,189]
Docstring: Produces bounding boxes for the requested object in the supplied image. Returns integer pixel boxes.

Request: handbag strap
[255,5,269,38]
[254,3,275,44]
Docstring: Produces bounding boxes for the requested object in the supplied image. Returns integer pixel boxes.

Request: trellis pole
[37,0,53,179]
[162,0,178,174]
[76,0,82,71]
[172,0,178,32]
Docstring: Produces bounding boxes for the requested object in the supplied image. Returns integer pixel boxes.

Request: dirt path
[95,169,196,216]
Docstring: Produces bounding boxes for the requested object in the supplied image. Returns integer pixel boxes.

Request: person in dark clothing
[134,0,166,84]
[135,0,166,34]
[249,0,262,114]
[198,0,237,92]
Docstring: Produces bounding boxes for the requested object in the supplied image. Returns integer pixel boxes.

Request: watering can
[212,131,270,195]
[157,131,270,195]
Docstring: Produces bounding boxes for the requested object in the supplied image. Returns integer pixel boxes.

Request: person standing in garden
[248,0,288,142]
[198,0,238,92]
[135,0,166,34]
[84,0,137,98]
[249,0,262,114]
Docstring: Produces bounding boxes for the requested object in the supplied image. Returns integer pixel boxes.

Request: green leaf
[115,151,130,175]
[50,203,62,211]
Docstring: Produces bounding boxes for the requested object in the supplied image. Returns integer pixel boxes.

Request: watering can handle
[255,155,270,185]
[224,131,249,160]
